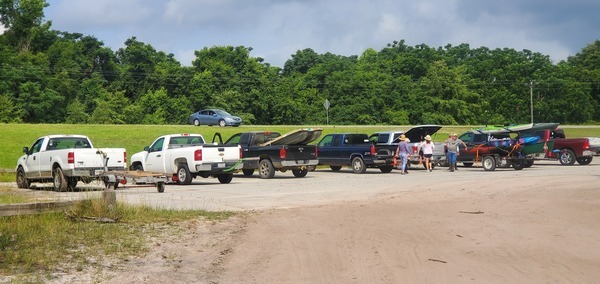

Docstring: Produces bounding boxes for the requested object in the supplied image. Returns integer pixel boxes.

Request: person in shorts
[420,135,435,172]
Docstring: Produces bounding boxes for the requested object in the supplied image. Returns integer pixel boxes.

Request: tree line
[1,0,599,125]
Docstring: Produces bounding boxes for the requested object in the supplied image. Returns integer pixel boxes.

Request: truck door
[145,137,166,172]
[317,134,342,165]
[24,138,44,179]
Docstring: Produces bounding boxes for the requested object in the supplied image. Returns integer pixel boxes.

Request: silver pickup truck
[369,125,446,169]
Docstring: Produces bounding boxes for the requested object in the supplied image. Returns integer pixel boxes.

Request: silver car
[189,109,242,127]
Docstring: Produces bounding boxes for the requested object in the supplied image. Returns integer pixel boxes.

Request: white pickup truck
[16,135,127,191]
[130,134,242,185]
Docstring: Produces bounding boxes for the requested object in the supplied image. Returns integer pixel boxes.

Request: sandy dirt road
[13,159,600,283]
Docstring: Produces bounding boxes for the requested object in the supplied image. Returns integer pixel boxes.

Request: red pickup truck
[541,129,594,165]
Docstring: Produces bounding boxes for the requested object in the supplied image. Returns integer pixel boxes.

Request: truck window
[225,134,242,146]
[346,134,369,144]
[319,135,335,147]
[30,138,44,154]
[169,136,205,146]
[459,133,471,143]
[47,137,91,150]
[472,134,487,143]
[149,138,165,152]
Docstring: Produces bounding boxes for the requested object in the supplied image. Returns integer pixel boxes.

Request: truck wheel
[193,119,200,126]
[258,159,275,179]
[559,149,576,165]
[242,169,255,176]
[67,177,78,191]
[523,159,534,168]
[157,182,165,193]
[16,167,31,189]
[218,174,233,184]
[292,168,308,177]
[53,167,68,192]
[218,119,226,127]
[379,166,393,173]
[176,164,193,185]
[134,164,144,171]
[330,166,342,172]
[576,156,593,165]
[482,156,496,171]
[351,157,366,174]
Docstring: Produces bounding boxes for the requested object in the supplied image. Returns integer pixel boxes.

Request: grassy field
[0,195,234,282]
[2,123,600,172]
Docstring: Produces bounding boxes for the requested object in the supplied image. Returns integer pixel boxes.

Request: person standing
[421,135,435,172]
[444,133,467,172]
[395,134,411,175]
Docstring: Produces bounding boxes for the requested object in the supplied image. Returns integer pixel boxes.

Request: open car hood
[403,125,442,142]
[261,128,323,146]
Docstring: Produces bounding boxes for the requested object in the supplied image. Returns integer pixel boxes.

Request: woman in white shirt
[420,135,435,172]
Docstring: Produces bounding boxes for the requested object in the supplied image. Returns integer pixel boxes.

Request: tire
[463,162,473,167]
[53,167,68,192]
[157,182,165,193]
[482,156,496,171]
[512,159,524,170]
[193,119,200,126]
[176,164,193,185]
[351,157,366,174]
[330,166,342,172]
[576,156,593,165]
[258,159,276,179]
[292,168,308,177]
[242,169,255,176]
[218,119,226,127]
[559,149,576,165]
[379,165,393,173]
[16,167,31,189]
[134,164,144,171]
[217,174,233,184]
[523,159,534,168]
[67,177,78,191]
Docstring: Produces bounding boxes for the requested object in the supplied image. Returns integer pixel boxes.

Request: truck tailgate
[200,145,241,162]
[284,145,317,161]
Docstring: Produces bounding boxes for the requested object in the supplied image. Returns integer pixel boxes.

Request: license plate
[218,163,226,168]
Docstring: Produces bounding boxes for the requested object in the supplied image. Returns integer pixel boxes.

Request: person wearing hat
[395,134,411,175]
[444,133,467,172]
[420,134,435,172]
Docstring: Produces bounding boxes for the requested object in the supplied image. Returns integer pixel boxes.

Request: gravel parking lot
[9,158,600,283]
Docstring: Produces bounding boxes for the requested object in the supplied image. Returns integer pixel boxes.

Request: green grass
[0,198,234,281]
[0,187,30,204]
[2,123,600,172]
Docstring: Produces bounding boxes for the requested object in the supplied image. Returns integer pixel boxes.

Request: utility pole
[528,80,534,124]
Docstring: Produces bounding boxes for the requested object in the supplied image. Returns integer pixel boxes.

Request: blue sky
[28,0,600,67]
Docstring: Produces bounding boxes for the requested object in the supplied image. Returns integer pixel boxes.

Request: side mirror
[144,146,150,152]
[22,147,29,155]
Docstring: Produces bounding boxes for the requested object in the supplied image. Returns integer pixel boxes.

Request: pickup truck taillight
[124,152,127,164]
[370,144,376,156]
[315,147,318,157]
[194,149,202,161]
[239,147,243,158]
[68,152,74,164]
[279,148,287,159]
[412,145,419,154]
[583,139,589,150]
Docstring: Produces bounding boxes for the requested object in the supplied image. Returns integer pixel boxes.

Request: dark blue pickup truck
[316,133,397,173]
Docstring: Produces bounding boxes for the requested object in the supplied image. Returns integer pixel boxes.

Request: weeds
[0,198,234,281]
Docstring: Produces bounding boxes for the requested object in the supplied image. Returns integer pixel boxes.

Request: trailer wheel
[352,157,366,174]
[242,169,254,176]
[157,182,165,193]
[330,166,342,172]
[463,162,473,167]
[53,167,68,192]
[512,159,524,170]
[576,156,593,165]
[16,167,31,189]
[176,164,193,185]
[482,156,496,171]
[218,174,233,184]
[292,168,308,177]
[559,149,576,165]
[258,159,276,179]
[68,177,78,191]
